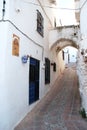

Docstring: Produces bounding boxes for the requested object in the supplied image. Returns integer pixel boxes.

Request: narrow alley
[14,63,87,130]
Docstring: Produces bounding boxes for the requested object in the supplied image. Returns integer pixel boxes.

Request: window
[62,51,64,60]
[45,58,50,84]
[37,10,44,37]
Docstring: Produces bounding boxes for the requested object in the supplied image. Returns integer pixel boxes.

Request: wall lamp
[51,62,56,72]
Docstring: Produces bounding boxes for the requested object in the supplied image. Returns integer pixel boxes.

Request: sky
[56,0,77,26]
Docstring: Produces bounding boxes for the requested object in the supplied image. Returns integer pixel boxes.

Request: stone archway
[49,25,80,51]
[49,26,80,89]
[50,38,79,54]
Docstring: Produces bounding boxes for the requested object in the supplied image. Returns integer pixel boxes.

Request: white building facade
[75,0,87,114]
[0,0,65,130]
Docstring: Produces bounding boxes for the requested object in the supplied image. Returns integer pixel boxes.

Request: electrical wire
[1,19,43,48]
[0,19,44,60]
[1,0,43,50]
[80,0,87,10]
[0,0,81,47]
[23,1,80,11]
[23,0,87,11]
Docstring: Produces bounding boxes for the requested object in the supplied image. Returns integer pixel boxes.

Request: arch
[50,38,79,53]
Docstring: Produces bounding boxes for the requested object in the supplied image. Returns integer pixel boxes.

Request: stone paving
[14,63,87,130]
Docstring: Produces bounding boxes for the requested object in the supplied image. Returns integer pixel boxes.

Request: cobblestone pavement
[15,63,87,130]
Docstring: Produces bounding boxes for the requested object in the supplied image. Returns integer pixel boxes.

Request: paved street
[15,64,87,130]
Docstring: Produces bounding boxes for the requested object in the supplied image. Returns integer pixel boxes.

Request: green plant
[79,108,86,118]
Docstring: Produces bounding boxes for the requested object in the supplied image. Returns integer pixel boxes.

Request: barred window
[37,10,44,37]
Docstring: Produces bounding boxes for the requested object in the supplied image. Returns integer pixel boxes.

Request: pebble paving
[15,63,87,130]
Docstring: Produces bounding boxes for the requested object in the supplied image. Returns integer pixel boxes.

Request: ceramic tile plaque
[12,34,20,56]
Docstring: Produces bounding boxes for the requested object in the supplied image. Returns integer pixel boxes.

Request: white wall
[49,49,65,88]
[0,0,65,130]
[49,25,79,49]
[78,0,87,114]
[0,22,10,130]
[57,51,65,73]
[0,0,10,129]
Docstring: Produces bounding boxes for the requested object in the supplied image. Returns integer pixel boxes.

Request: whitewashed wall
[78,0,87,114]
[49,25,79,49]
[0,0,65,130]
[0,0,12,130]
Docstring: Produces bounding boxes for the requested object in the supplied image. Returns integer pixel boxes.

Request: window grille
[37,10,44,37]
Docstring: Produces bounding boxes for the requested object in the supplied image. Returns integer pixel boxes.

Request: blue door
[29,57,40,105]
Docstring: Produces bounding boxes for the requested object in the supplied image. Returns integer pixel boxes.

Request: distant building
[63,46,78,64]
